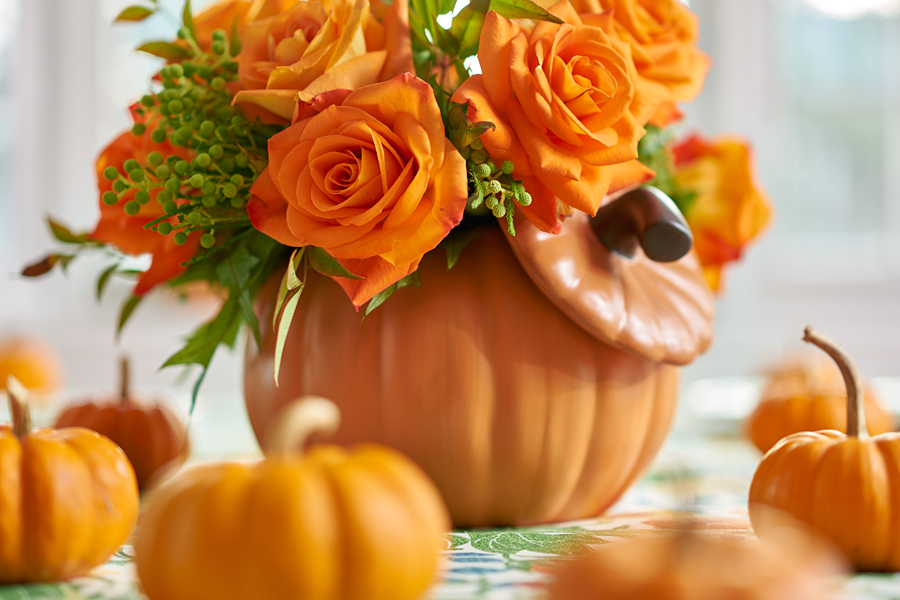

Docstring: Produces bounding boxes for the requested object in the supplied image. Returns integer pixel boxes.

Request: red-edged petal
[247,167,306,246]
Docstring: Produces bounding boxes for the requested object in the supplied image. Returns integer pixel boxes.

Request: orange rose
[91,109,199,295]
[556,0,710,127]
[232,0,413,122]
[672,133,772,292]
[247,74,467,307]
[451,2,654,233]
[180,0,295,52]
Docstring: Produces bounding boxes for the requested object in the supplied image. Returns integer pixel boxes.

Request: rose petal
[343,73,446,168]
[506,98,582,179]
[608,159,655,194]
[451,77,533,177]
[379,0,414,79]
[301,50,388,97]
[479,11,524,111]
[379,138,467,266]
[333,254,422,307]
[383,112,433,229]
[532,159,615,215]
[247,168,307,246]
[233,88,303,122]
[518,175,563,233]
[285,202,384,248]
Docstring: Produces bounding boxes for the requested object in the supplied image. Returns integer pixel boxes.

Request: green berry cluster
[466,138,532,235]
[102,27,285,250]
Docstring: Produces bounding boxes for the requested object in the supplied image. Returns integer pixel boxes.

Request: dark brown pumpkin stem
[802,326,866,438]
[7,376,32,439]
[120,356,130,404]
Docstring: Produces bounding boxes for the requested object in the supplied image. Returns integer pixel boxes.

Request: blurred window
[0,0,21,257]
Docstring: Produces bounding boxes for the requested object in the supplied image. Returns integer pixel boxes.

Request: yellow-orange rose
[191,0,295,51]
[247,74,467,307]
[557,0,710,126]
[672,133,772,292]
[452,1,654,233]
[233,0,413,122]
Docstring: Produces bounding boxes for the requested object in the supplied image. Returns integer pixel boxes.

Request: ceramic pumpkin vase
[244,188,716,527]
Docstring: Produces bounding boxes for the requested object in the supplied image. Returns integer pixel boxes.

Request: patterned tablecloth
[4,380,900,599]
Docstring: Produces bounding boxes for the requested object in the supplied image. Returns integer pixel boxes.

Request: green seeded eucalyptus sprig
[102,26,285,255]
[466,140,532,236]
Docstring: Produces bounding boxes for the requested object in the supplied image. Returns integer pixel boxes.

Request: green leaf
[188,364,208,415]
[464,122,495,147]
[48,217,89,244]
[57,255,76,273]
[273,248,305,331]
[96,263,121,302]
[447,102,496,155]
[162,298,241,368]
[364,271,420,317]
[442,229,480,269]
[489,0,563,23]
[273,285,303,386]
[137,41,190,61]
[637,124,698,215]
[237,289,261,348]
[116,295,144,340]
[467,163,485,209]
[216,245,260,347]
[21,254,71,277]
[182,0,197,39]
[505,198,516,236]
[114,5,156,22]
[230,14,242,55]
[272,247,308,385]
[439,0,458,15]
[235,144,269,174]
[449,0,490,59]
[308,246,363,280]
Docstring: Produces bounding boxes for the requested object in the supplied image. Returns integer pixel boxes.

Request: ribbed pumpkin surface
[244,228,679,526]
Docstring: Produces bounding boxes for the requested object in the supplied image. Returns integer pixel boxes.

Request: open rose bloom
[30,0,771,383]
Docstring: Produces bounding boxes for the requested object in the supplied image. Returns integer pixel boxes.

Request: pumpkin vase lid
[505,187,715,365]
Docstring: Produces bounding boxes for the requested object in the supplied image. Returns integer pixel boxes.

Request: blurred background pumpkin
[54,357,188,491]
[745,351,895,453]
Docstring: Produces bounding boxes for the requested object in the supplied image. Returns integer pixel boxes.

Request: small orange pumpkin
[55,358,189,491]
[136,397,450,600]
[0,336,63,399]
[548,512,846,599]
[750,327,900,571]
[0,376,139,583]
[746,353,894,453]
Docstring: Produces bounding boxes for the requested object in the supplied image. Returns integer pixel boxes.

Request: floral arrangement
[25,0,771,401]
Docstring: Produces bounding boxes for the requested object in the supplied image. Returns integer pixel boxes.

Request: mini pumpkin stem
[266,396,341,458]
[7,376,32,439]
[119,356,130,404]
[802,326,866,438]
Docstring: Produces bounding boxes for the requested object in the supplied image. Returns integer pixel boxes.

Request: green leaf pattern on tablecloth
[7,434,900,598]
[450,525,632,558]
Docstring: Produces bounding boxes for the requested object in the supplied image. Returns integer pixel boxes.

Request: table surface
[4,379,900,600]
